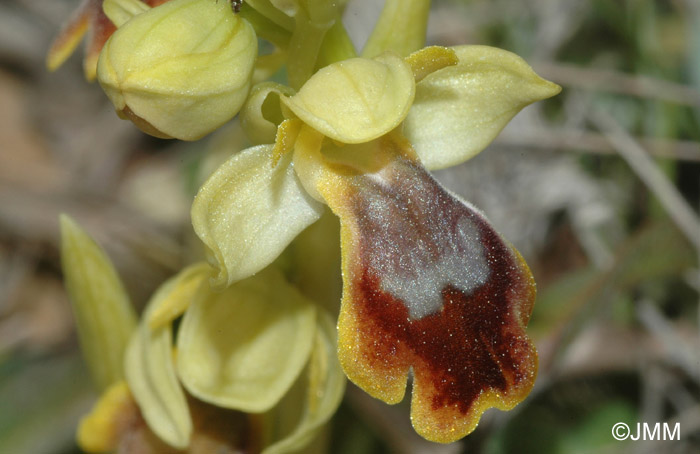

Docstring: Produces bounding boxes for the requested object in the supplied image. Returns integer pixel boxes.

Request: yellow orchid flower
[61,218,345,453]
[54,0,562,446]
[192,44,561,443]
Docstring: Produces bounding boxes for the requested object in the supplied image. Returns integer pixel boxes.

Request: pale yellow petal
[147,262,211,330]
[290,124,327,203]
[124,276,193,449]
[272,118,303,165]
[240,82,295,145]
[281,53,415,143]
[261,309,346,454]
[60,214,137,391]
[404,45,561,170]
[191,144,324,289]
[404,45,458,82]
[176,267,317,413]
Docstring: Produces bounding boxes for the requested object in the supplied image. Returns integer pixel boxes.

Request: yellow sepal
[176,267,317,413]
[404,45,561,170]
[191,144,324,289]
[124,274,193,449]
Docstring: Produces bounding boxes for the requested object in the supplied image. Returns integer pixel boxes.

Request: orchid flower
[53,0,562,447]
[193,44,560,442]
[60,216,345,453]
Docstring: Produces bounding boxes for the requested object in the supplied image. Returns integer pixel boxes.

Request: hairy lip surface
[354,161,491,320]
[332,154,537,442]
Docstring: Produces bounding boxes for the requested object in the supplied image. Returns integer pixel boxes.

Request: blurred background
[0,0,698,453]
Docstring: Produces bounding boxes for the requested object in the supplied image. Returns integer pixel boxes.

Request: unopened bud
[97,0,257,140]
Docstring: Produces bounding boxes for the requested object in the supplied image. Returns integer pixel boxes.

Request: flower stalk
[361,0,432,58]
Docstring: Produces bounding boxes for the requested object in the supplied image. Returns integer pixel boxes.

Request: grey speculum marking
[357,159,491,320]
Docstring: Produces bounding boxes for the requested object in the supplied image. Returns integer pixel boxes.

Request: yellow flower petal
[272,118,303,165]
[404,45,561,170]
[261,309,346,454]
[281,53,415,143]
[60,214,137,391]
[147,262,211,330]
[176,267,317,413]
[192,144,323,289]
[404,45,458,83]
[97,0,257,140]
[240,82,295,146]
[290,124,328,202]
[124,276,193,449]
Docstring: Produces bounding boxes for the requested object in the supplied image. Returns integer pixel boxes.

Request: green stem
[244,0,294,31]
[361,0,431,58]
[286,8,332,90]
[290,208,342,316]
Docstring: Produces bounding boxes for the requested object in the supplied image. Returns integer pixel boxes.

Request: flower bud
[97,0,257,141]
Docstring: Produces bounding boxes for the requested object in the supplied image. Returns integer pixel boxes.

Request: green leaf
[60,214,137,391]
